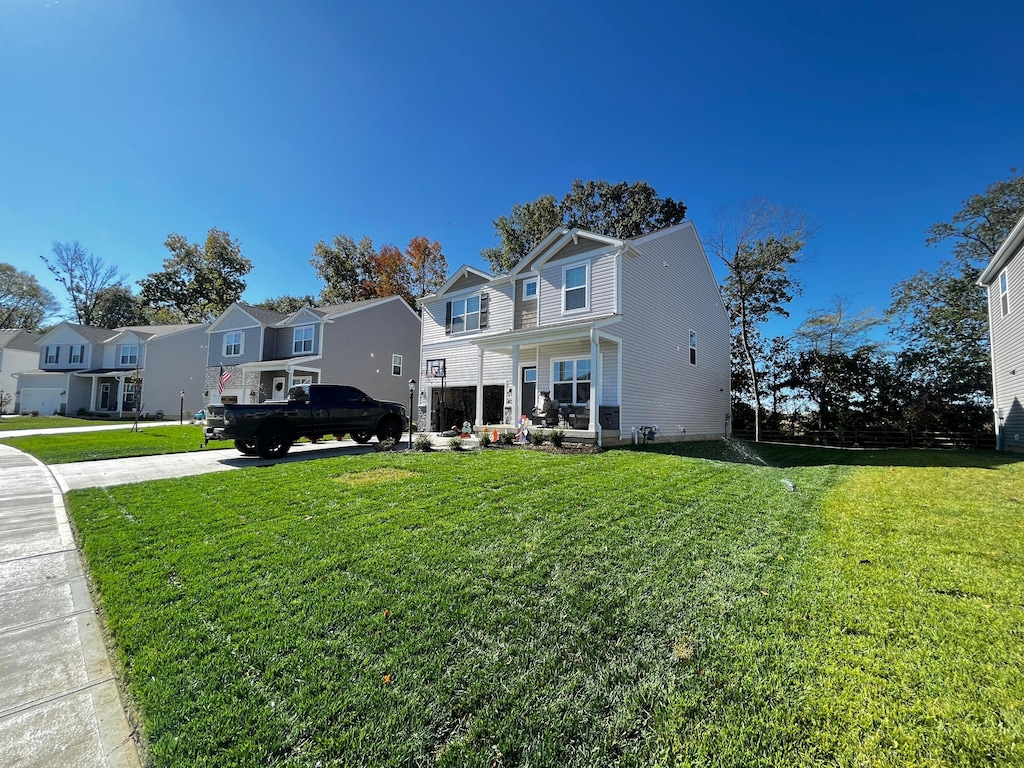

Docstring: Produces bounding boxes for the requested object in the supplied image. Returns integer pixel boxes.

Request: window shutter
[445,301,452,334]
[480,292,489,328]
[55,347,60,364]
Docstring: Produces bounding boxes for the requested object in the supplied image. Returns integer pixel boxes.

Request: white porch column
[588,331,600,432]
[510,343,520,426]
[89,377,97,411]
[476,347,485,426]
[116,377,125,418]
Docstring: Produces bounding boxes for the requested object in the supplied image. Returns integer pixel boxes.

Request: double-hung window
[552,358,592,405]
[1000,270,1010,316]
[119,344,138,366]
[69,345,84,365]
[293,326,315,354]
[451,296,480,334]
[44,345,59,365]
[392,354,403,376]
[224,332,243,357]
[563,263,588,312]
[689,330,697,365]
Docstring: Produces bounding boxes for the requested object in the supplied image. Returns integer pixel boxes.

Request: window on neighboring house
[689,330,697,365]
[293,325,314,354]
[563,264,588,312]
[447,294,488,334]
[552,358,592,405]
[44,345,59,365]
[523,278,538,300]
[224,332,243,357]
[120,344,138,366]
[1000,270,1010,316]
[392,354,403,376]
[69,345,84,365]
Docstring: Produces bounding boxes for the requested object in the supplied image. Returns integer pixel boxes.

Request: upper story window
[553,358,592,405]
[293,325,315,354]
[69,345,85,365]
[44,345,59,365]
[224,332,243,357]
[1000,270,1010,316]
[119,344,138,366]
[523,278,538,301]
[445,293,489,335]
[689,330,697,365]
[392,354,403,376]
[563,263,589,312]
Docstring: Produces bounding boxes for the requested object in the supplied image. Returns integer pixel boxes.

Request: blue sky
[2,0,1022,338]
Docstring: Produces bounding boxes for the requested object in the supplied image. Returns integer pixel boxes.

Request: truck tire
[234,439,257,455]
[256,427,292,459]
[376,416,404,443]
[351,431,372,444]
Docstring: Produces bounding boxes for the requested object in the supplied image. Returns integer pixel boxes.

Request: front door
[100,383,110,410]
[521,366,537,420]
[271,376,287,401]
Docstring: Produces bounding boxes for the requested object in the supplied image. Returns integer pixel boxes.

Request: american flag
[218,366,231,396]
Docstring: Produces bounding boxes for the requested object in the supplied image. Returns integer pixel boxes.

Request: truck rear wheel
[234,439,257,455]
[256,428,292,459]
[376,416,404,443]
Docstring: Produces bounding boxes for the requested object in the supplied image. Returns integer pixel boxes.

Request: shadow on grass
[625,439,1024,470]
[217,442,379,468]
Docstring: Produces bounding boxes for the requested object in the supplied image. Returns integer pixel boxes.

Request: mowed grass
[0,414,141,431]
[66,445,1024,767]
[0,424,233,463]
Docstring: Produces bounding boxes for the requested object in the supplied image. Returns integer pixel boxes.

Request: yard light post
[408,378,416,450]
[180,391,185,425]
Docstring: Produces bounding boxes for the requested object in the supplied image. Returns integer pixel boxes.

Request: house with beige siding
[15,322,208,417]
[979,213,1024,452]
[206,296,421,408]
[417,222,731,445]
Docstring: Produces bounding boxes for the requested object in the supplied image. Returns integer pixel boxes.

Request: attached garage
[18,388,65,415]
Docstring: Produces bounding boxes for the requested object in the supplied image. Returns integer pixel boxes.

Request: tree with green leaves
[92,285,151,328]
[0,263,60,329]
[40,241,124,326]
[252,295,319,314]
[406,236,448,297]
[888,170,1024,419]
[310,234,377,305]
[138,228,252,323]
[709,199,812,441]
[481,179,686,274]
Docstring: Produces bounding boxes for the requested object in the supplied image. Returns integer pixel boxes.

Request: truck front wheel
[256,428,292,459]
[351,431,373,444]
[376,416,404,444]
[234,439,257,455]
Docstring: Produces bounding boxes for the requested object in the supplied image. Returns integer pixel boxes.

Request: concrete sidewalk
[0,420,166,439]
[0,445,140,768]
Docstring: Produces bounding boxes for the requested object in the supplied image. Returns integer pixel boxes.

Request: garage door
[18,388,64,415]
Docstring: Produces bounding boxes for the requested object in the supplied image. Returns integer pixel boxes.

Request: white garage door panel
[19,388,64,414]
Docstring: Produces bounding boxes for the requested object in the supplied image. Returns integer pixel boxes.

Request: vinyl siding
[537,247,617,324]
[617,223,731,437]
[209,325,263,365]
[274,322,321,359]
[137,327,209,416]
[989,248,1024,451]
[36,327,97,370]
[514,278,539,330]
[421,283,514,346]
[419,338,511,386]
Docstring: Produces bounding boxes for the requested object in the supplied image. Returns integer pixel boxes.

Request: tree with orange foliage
[405,236,448,298]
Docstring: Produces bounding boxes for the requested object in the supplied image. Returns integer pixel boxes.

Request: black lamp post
[180,391,185,424]
[408,378,416,450]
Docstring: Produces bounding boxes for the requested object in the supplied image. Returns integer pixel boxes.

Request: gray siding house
[15,322,208,417]
[0,330,41,413]
[206,296,421,408]
[979,213,1024,451]
[417,222,731,445]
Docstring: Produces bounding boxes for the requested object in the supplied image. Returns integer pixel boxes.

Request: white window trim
[689,329,697,365]
[522,277,538,301]
[293,325,315,354]
[451,295,481,334]
[223,331,244,357]
[69,344,84,365]
[551,357,593,406]
[999,269,1009,316]
[44,345,59,365]
[562,262,590,314]
[392,354,403,376]
[119,344,138,367]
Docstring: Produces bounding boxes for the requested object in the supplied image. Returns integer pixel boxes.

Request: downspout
[590,327,602,448]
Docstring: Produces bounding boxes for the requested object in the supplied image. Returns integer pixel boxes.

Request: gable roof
[429,266,493,299]
[35,321,114,346]
[208,302,289,333]
[0,329,41,352]
[979,213,1024,286]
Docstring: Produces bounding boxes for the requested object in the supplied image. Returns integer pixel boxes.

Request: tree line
[3,173,1019,437]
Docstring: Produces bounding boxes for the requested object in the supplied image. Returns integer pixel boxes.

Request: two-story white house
[979,213,1024,451]
[15,322,209,417]
[206,296,421,408]
[0,330,41,414]
[417,221,731,446]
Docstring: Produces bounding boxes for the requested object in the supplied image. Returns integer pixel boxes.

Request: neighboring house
[206,296,421,408]
[979,213,1024,452]
[417,221,731,446]
[0,329,41,413]
[15,322,209,417]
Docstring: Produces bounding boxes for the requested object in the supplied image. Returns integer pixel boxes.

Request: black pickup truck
[204,384,408,458]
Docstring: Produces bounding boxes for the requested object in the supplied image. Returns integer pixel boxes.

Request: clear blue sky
[2,0,1022,338]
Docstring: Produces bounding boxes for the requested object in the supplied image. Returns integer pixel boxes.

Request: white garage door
[19,388,64,415]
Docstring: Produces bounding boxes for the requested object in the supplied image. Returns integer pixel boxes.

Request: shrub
[479,431,492,447]
[414,433,433,451]
[549,428,565,448]
[528,430,546,446]
[375,438,397,452]
[448,436,464,451]
[499,430,516,445]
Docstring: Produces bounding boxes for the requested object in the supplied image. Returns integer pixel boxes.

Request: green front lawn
[0,425,234,463]
[0,414,142,431]
[66,445,1024,767]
